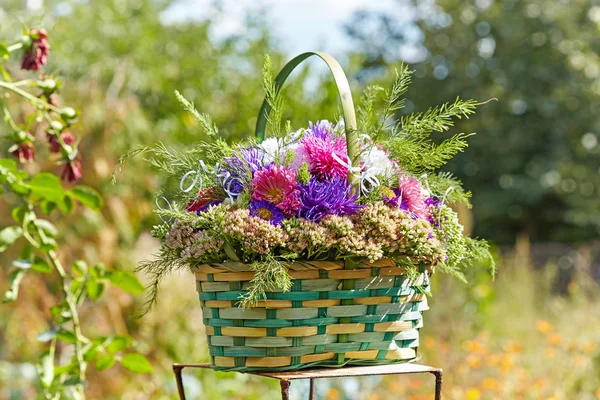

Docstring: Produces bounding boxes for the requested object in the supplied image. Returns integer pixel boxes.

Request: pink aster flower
[301,131,348,180]
[252,165,301,216]
[397,175,428,219]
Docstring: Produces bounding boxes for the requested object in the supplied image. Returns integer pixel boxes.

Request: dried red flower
[11,142,36,163]
[21,29,50,71]
[61,158,83,183]
[47,131,76,153]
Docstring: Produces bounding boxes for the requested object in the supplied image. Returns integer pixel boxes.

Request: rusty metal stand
[173,363,443,400]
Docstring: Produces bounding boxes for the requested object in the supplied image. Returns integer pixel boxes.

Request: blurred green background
[1,0,599,399]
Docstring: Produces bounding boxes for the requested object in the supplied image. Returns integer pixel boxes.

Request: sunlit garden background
[1,0,599,399]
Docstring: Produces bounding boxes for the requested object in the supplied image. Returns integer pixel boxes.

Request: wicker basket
[194,52,434,371]
[196,259,431,371]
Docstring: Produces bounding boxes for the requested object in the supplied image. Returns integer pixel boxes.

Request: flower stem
[0,79,62,113]
[7,42,23,52]
[26,219,87,398]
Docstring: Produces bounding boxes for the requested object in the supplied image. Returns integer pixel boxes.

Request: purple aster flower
[426,196,442,228]
[249,199,286,226]
[298,176,363,221]
[222,147,266,196]
[307,120,334,140]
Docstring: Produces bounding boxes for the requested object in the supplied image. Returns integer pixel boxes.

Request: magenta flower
[47,131,76,153]
[300,130,348,180]
[11,142,36,163]
[252,165,300,216]
[21,29,50,71]
[249,200,285,226]
[385,176,428,218]
[61,158,83,183]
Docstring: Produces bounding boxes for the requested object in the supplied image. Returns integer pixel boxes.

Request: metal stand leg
[173,365,186,400]
[431,370,443,400]
[309,378,316,400]
[280,379,291,400]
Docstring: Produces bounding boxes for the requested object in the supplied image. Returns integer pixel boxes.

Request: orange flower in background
[326,388,340,400]
[466,354,482,369]
[595,387,600,399]
[480,378,500,391]
[503,341,522,353]
[547,333,562,346]
[536,320,553,334]
[465,339,487,355]
[583,341,597,353]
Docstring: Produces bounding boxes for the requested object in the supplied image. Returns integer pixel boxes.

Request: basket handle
[254,52,359,188]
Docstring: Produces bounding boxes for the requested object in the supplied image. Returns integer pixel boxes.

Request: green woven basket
[195,52,433,372]
[196,259,431,371]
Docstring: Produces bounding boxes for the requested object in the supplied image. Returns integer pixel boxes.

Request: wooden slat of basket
[297,279,342,292]
[353,276,396,290]
[220,327,267,337]
[373,321,413,332]
[326,323,365,334]
[276,326,318,337]
[200,282,231,292]
[246,356,292,368]
[195,265,226,274]
[374,303,413,316]
[253,300,294,309]
[328,269,373,279]
[276,308,319,320]
[213,356,235,367]
[203,300,234,308]
[245,337,292,347]
[345,350,380,359]
[302,334,338,346]
[211,272,255,282]
[361,258,396,267]
[352,296,392,305]
[288,270,321,279]
[385,348,417,360]
[218,307,267,320]
[205,326,215,335]
[326,305,368,318]
[301,299,341,308]
[209,336,234,346]
[300,352,336,364]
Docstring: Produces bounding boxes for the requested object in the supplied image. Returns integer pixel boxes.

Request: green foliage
[174,90,219,137]
[261,55,286,139]
[240,254,294,308]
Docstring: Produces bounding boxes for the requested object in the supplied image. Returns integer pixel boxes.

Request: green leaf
[86,279,105,300]
[69,186,103,211]
[37,330,58,342]
[0,226,23,252]
[32,257,52,273]
[11,206,27,224]
[57,329,77,344]
[0,158,17,171]
[121,353,152,374]
[106,271,144,295]
[90,263,106,279]
[0,44,9,58]
[72,260,88,278]
[35,219,58,237]
[40,201,57,216]
[3,269,26,303]
[107,335,133,354]
[57,194,74,214]
[28,172,67,204]
[96,354,116,371]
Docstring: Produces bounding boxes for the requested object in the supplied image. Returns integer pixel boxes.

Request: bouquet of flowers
[123,52,494,371]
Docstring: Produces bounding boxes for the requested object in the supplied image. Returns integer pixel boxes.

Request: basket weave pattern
[196,259,431,371]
